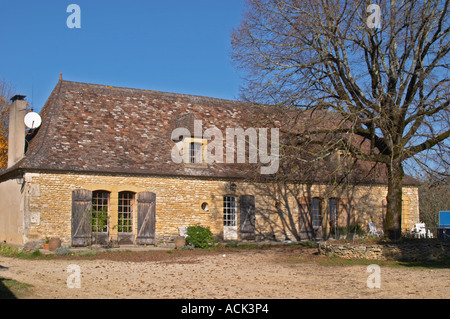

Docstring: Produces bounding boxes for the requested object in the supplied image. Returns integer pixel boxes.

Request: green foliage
[185,224,215,249]
[0,245,24,257]
[23,250,43,259]
[92,206,109,232]
[0,245,48,259]
[76,250,98,257]
[55,247,73,256]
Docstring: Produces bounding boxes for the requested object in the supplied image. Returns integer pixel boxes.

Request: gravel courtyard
[0,246,448,299]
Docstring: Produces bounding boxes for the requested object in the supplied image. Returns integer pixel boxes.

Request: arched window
[92,191,110,233]
[118,191,135,233]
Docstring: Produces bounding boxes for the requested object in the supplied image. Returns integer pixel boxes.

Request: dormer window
[328,149,351,174]
[181,137,207,165]
[189,142,202,164]
[171,134,208,165]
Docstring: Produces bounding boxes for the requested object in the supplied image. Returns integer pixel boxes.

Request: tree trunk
[385,159,404,240]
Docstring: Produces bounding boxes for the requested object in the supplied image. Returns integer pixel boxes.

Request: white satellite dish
[24,112,42,129]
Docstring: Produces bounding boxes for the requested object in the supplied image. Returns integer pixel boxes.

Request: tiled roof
[18,80,261,178]
[2,80,420,186]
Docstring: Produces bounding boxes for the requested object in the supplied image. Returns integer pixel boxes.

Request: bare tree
[232,0,450,240]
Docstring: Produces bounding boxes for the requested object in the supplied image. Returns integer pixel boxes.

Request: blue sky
[0,1,246,112]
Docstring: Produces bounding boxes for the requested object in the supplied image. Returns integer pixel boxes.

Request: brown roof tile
[2,80,419,186]
[19,80,260,178]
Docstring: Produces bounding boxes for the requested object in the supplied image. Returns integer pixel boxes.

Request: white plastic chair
[178,226,188,238]
[368,222,382,237]
[411,223,427,238]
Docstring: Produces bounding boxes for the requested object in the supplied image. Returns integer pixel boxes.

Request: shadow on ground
[0,277,17,299]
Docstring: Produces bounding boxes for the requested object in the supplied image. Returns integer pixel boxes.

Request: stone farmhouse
[0,79,420,248]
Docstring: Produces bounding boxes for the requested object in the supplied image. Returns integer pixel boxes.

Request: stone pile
[318,240,450,261]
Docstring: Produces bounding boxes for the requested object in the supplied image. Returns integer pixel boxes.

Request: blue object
[439,211,450,228]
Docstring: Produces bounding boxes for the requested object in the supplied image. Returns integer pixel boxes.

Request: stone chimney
[8,95,27,168]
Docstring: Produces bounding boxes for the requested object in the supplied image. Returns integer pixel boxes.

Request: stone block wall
[16,171,420,247]
[23,172,230,246]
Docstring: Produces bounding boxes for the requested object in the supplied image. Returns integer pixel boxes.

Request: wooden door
[71,189,92,247]
[136,191,156,245]
[240,195,256,240]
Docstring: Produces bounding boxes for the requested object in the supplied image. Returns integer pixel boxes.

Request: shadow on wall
[252,181,366,242]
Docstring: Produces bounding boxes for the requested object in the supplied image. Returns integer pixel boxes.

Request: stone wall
[318,241,450,261]
[23,172,231,246]
[12,171,420,248]
[0,178,25,245]
[401,187,421,232]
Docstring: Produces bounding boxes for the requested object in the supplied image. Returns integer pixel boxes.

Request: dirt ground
[0,246,448,299]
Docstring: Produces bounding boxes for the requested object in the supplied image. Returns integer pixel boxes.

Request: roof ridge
[60,79,245,105]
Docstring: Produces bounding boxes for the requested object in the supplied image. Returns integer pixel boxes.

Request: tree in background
[419,175,450,233]
[232,0,450,240]
[0,80,14,168]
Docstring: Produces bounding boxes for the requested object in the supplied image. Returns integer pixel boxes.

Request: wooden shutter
[136,191,156,245]
[71,189,92,247]
[240,195,255,240]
